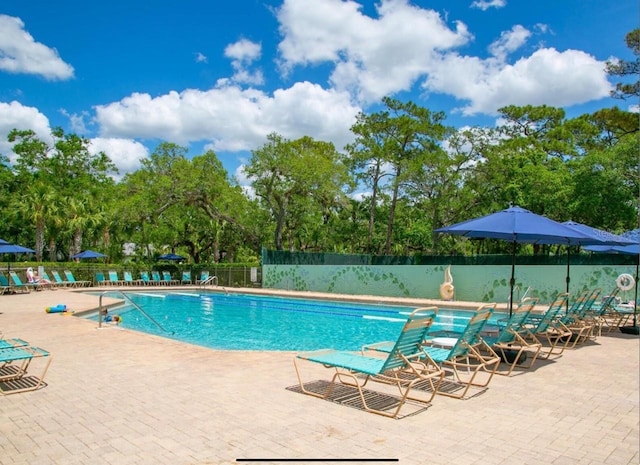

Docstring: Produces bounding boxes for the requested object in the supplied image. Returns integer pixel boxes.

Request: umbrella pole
[565,247,571,314]
[509,241,516,316]
[620,251,639,335]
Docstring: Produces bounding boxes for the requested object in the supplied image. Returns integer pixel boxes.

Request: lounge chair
[0,338,28,350]
[162,271,179,286]
[151,271,163,286]
[139,271,152,286]
[479,298,542,376]
[522,293,572,359]
[8,271,36,293]
[0,273,13,294]
[583,288,622,335]
[122,271,141,286]
[181,270,192,285]
[64,270,91,287]
[26,268,53,290]
[422,303,500,398]
[41,271,64,289]
[561,288,601,348]
[365,304,499,400]
[107,270,123,286]
[94,271,107,286]
[51,270,71,288]
[0,345,52,395]
[294,307,444,418]
[196,270,210,285]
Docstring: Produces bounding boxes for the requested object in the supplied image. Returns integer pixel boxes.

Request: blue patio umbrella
[71,250,107,259]
[0,238,9,245]
[157,253,185,261]
[585,229,639,334]
[435,206,607,315]
[0,242,35,271]
[561,221,635,298]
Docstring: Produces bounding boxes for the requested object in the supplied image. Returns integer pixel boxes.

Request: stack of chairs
[0,336,52,395]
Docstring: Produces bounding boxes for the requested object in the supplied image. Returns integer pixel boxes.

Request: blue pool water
[90,291,504,351]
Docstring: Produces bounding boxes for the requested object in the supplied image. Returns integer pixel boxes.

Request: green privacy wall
[263,264,637,304]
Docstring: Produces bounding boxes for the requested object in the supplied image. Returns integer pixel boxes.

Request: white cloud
[88,137,149,177]
[234,164,255,198]
[60,109,90,134]
[0,15,74,80]
[277,0,472,103]
[94,81,360,153]
[276,0,609,115]
[225,39,264,85]
[0,101,51,162]
[488,25,531,61]
[424,47,611,115]
[470,0,507,11]
[2,0,614,171]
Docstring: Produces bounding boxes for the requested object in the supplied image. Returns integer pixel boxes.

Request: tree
[347,97,451,254]
[7,128,117,259]
[116,143,259,262]
[246,133,350,251]
[606,28,640,100]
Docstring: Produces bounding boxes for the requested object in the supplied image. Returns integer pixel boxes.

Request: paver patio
[1,287,638,465]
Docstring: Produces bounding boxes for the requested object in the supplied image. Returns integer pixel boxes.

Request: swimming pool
[89,291,504,351]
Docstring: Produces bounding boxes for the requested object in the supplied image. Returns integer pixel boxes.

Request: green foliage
[2,24,639,268]
[606,28,640,99]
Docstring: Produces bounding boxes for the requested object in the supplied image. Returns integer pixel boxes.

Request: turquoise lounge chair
[562,288,601,348]
[523,293,572,359]
[94,271,107,286]
[419,303,499,398]
[64,270,91,287]
[0,345,52,395]
[294,307,444,418]
[122,271,140,286]
[151,271,163,285]
[51,270,71,287]
[0,338,28,350]
[0,273,14,294]
[139,271,152,286]
[41,271,64,289]
[480,298,542,376]
[8,271,36,293]
[181,270,192,285]
[107,270,122,286]
[162,271,179,285]
[584,288,622,335]
[197,270,210,285]
[366,304,500,399]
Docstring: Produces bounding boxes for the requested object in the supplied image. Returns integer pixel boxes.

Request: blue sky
[0,0,637,185]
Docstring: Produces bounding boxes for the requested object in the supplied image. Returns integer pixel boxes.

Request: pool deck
[1,287,638,465]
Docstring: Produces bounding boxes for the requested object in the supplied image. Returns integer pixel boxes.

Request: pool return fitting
[98,290,174,334]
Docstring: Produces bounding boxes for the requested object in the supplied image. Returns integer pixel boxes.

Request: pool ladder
[98,290,174,335]
[199,275,218,287]
[508,286,534,308]
[199,275,228,294]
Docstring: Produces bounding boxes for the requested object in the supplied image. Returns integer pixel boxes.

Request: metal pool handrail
[199,275,218,287]
[98,290,174,335]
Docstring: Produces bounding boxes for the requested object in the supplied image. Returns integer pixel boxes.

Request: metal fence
[7,264,262,288]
